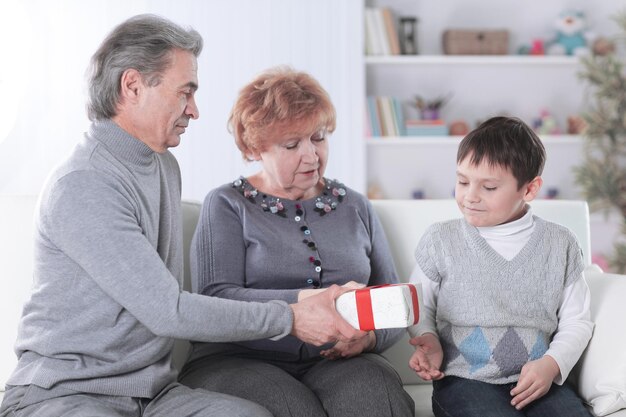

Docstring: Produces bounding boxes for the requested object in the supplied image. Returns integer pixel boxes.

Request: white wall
[0,0,364,201]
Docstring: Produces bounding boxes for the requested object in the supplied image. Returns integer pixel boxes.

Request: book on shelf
[405,119,449,136]
[367,96,406,137]
[364,7,400,56]
[381,8,401,55]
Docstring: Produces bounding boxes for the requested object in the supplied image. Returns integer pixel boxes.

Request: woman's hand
[510,355,560,410]
[409,333,444,381]
[320,331,376,359]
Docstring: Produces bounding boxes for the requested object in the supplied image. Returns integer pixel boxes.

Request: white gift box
[335,283,421,331]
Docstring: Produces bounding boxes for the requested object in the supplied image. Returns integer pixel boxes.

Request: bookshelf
[362,0,621,200]
[365,55,579,66]
[366,134,584,200]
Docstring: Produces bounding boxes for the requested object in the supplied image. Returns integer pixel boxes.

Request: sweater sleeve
[191,188,302,304]
[407,263,439,338]
[44,172,293,342]
[545,271,594,384]
[364,199,404,352]
[414,224,443,283]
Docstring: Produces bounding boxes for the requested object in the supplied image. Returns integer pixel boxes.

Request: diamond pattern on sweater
[439,324,461,363]
[459,327,491,374]
[529,332,549,361]
[493,327,528,377]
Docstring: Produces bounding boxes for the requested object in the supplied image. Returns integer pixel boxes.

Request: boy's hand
[409,333,444,381]
[510,355,560,410]
[320,331,376,360]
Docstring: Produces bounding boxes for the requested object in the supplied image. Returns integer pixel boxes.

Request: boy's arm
[545,275,594,384]
[407,263,444,380]
[407,263,438,338]
[510,273,593,410]
[510,355,560,410]
[409,332,444,380]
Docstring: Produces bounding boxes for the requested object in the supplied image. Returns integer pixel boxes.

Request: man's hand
[298,280,365,301]
[320,331,376,360]
[290,284,366,346]
[409,333,444,381]
[510,355,560,410]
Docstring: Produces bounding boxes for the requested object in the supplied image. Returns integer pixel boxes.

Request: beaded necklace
[232,176,347,217]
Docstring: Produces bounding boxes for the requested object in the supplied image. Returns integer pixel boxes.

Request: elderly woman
[179,67,414,417]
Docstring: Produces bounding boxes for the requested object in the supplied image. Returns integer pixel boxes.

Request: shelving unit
[365,55,579,65]
[366,134,584,200]
[366,134,582,146]
[365,53,586,199]
[361,0,615,200]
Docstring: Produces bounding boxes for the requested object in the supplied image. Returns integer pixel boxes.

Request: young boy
[408,116,594,416]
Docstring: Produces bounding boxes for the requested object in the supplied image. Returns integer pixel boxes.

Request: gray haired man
[0,14,362,417]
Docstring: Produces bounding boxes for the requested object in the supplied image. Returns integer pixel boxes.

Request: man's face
[137,49,199,153]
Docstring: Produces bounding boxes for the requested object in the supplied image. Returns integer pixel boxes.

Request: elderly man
[0,14,362,417]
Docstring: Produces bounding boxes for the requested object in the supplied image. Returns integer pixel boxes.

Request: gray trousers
[0,382,272,417]
[179,351,415,417]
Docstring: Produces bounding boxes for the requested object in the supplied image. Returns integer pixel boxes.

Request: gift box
[335,283,421,331]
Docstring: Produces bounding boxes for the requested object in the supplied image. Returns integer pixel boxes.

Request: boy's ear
[523,176,543,202]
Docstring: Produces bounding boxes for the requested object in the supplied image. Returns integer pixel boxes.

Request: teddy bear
[547,10,590,56]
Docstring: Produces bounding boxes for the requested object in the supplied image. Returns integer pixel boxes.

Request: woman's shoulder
[201,177,250,208]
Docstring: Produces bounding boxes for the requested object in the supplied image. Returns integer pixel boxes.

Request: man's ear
[119,68,143,103]
[523,176,543,202]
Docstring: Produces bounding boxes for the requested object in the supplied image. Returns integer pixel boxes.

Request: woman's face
[253,124,329,200]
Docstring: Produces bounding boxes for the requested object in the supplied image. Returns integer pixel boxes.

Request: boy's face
[455,155,542,227]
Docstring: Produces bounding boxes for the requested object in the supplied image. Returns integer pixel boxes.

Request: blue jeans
[432,376,592,417]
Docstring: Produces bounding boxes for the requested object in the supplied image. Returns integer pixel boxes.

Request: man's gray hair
[86,14,203,121]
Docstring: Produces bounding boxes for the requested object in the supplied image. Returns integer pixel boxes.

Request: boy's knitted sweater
[415,216,584,384]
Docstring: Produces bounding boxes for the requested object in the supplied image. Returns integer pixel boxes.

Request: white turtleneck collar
[475,205,535,261]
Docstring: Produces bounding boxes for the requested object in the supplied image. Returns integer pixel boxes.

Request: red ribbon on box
[354,284,419,331]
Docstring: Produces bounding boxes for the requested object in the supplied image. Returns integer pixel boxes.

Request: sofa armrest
[571,268,626,416]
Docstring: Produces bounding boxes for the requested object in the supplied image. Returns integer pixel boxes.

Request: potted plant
[575,11,626,273]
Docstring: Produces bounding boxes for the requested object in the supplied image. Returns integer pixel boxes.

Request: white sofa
[1,195,625,416]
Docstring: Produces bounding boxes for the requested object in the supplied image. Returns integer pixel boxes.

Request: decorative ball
[449,120,470,136]
[567,116,588,135]
[592,37,615,56]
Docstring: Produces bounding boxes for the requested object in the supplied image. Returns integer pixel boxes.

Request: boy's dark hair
[457,116,545,189]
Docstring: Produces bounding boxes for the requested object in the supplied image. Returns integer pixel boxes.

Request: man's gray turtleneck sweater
[7,120,293,398]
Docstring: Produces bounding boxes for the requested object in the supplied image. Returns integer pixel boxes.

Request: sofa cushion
[403,384,434,416]
[574,270,626,416]
[370,199,592,281]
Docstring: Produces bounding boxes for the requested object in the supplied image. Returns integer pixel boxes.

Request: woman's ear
[246,149,262,162]
[523,176,543,202]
